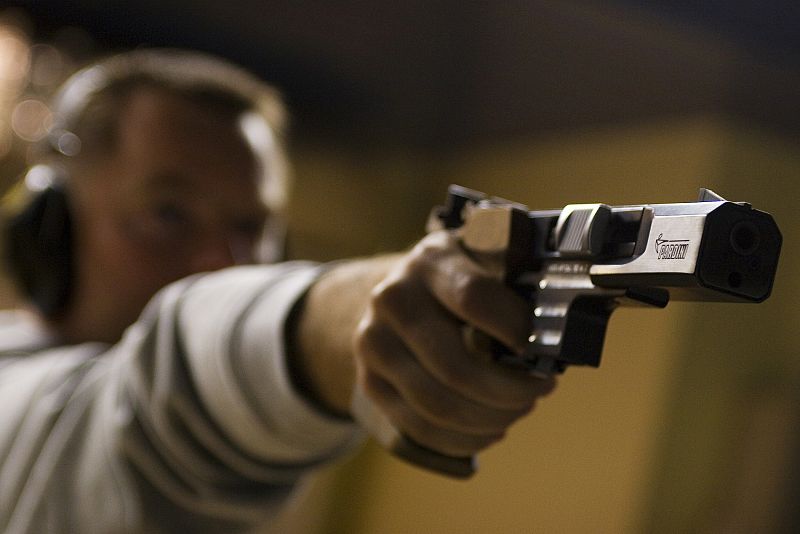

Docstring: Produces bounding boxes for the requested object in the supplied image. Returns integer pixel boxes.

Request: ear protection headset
[1,49,290,320]
[1,57,126,319]
[3,164,73,318]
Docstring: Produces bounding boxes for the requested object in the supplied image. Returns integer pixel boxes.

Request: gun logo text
[655,233,690,260]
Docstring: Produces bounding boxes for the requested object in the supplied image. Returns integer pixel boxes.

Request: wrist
[286,255,400,418]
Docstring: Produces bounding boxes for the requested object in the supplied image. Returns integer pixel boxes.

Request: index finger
[415,233,532,355]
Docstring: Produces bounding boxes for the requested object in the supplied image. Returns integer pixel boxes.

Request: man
[0,49,555,533]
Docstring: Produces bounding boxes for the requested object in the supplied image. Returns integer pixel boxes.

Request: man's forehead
[122,87,246,143]
[79,85,283,217]
[137,170,262,202]
[116,89,256,169]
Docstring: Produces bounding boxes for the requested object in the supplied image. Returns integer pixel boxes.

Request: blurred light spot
[53,130,81,156]
[240,111,288,208]
[30,44,65,88]
[240,111,275,154]
[24,163,59,191]
[11,99,52,142]
[0,30,30,82]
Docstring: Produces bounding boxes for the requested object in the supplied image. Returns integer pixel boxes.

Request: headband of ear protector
[2,164,73,318]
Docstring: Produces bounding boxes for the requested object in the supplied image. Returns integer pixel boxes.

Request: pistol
[352,185,782,478]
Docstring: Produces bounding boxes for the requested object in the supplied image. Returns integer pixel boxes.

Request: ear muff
[2,165,74,319]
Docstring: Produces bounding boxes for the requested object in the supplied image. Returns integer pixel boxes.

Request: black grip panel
[392,435,477,479]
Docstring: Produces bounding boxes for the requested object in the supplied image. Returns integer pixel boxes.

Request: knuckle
[434,359,473,393]
[362,373,397,409]
[395,413,439,449]
[352,313,379,356]
[370,277,409,316]
[354,325,397,375]
[406,232,455,270]
[418,392,460,425]
[353,323,379,363]
[360,373,383,404]
[385,402,424,440]
[370,275,426,332]
[454,273,492,317]
[413,231,451,256]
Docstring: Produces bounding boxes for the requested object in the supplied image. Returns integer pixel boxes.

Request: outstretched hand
[290,230,556,461]
[352,231,556,458]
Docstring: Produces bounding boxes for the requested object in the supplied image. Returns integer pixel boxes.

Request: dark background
[5,0,799,148]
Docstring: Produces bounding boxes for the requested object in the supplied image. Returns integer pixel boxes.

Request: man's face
[64,87,271,343]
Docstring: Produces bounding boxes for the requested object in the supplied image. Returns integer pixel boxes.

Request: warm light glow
[0,30,30,82]
[0,21,31,161]
[11,98,52,141]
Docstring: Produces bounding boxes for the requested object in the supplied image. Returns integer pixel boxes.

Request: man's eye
[233,219,264,239]
[123,201,194,248]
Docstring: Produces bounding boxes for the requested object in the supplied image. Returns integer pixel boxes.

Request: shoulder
[0,309,53,355]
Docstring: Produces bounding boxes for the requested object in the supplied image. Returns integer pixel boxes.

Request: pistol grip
[350,385,476,479]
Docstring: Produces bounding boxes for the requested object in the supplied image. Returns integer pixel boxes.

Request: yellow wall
[275,116,800,534]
